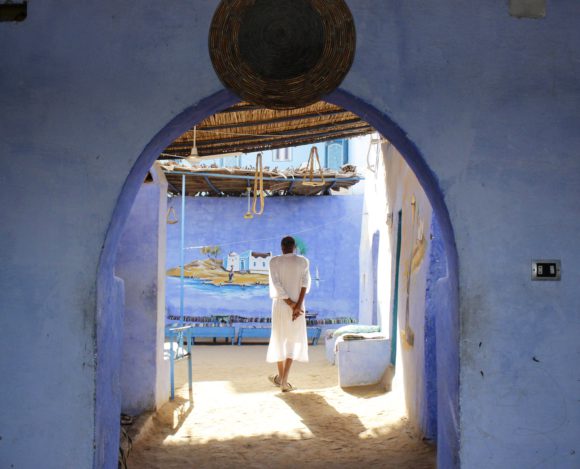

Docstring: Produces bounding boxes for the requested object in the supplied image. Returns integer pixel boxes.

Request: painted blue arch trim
[96,87,460,469]
[325,89,459,284]
[98,89,239,274]
[95,89,239,469]
[326,88,460,469]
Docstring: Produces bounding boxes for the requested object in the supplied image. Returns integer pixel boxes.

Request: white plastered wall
[358,137,434,433]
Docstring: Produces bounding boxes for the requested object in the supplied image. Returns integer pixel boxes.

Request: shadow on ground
[129,390,435,469]
[129,415,434,469]
[340,383,390,398]
[129,346,435,468]
[277,391,367,437]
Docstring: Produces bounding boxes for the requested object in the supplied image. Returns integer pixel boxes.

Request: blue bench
[237,327,270,345]
[237,327,322,345]
[189,326,236,345]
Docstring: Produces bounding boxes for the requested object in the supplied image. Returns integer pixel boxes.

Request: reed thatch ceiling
[160,101,374,158]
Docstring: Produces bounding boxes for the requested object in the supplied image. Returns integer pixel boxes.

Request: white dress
[266,253,311,363]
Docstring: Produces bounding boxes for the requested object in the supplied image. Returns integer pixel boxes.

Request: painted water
[166,276,268,300]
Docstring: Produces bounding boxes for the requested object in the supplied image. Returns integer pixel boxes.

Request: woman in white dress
[266,236,311,392]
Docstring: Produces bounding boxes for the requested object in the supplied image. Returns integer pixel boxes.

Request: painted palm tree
[294,236,308,256]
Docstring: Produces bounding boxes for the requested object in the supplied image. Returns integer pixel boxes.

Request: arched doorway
[95,88,459,469]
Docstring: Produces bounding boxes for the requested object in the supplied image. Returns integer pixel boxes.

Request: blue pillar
[179,174,186,324]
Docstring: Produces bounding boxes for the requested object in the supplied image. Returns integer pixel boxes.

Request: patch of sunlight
[163,381,314,444]
[192,380,237,397]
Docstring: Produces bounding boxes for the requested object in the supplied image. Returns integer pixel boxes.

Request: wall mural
[165,196,362,320]
[167,246,271,294]
[167,236,312,297]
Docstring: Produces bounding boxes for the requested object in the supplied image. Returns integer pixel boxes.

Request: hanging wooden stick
[243,184,253,219]
[302,146,326,186]
[252,152,265,215]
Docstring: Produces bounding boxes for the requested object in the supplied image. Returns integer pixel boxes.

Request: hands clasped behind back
[284,298,304,321]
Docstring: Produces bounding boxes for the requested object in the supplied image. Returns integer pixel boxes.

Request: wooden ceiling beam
[202,124,372,147]
[166,118,366,149]
[171,124,372,149]
[162,126,374,157]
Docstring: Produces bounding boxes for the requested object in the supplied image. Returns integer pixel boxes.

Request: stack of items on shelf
[167,313,357,326]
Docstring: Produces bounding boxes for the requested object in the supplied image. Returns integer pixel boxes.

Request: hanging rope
[252,152,265,215]
[302,146,325,186]
[166,207,178,224]
[403,195,417,346]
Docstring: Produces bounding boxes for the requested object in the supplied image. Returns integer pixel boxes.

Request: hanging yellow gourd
[303,146,326,186]
[252,152,265,215]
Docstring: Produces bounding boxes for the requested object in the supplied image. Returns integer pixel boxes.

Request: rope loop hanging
[252,152,265,215]
[302,146,326,186]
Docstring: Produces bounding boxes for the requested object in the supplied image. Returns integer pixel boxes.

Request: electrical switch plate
[531,260,561,281]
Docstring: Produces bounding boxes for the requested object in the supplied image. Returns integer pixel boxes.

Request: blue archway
[96,88,460,469]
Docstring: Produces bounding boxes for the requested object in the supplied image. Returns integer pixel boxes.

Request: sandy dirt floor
[129,344,435,468]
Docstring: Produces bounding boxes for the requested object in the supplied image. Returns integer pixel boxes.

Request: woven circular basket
[209,0,356,110]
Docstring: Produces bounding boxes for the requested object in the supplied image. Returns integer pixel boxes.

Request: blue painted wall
[1,1,580,468]
[422,215,446,441]
[116,180,162,414]
[166,195,363,320]
[94,276,124,469]
[430,222,458,469]
[217,139,349,171]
